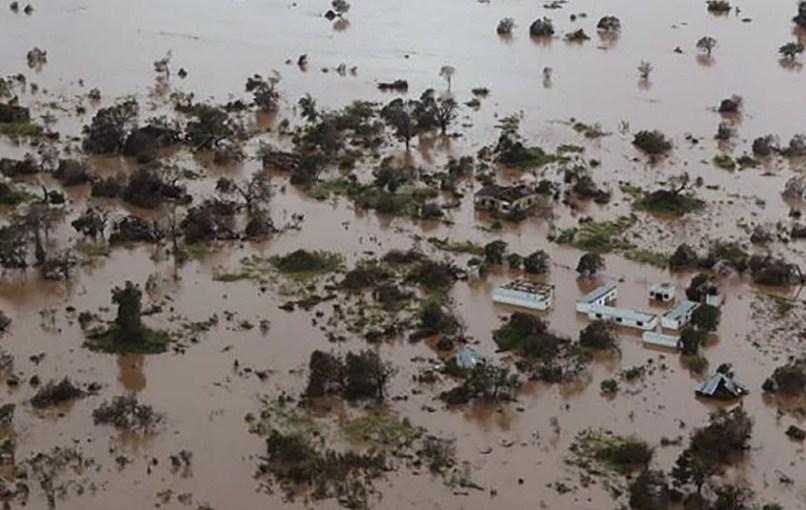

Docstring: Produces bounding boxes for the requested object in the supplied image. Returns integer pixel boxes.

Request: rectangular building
[576,284,618,313]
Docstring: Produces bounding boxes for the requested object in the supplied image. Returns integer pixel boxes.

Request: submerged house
[661,300,700,330]
[474,184,542,214]
[586,305,659,331]
[576,285,618,313]
[493,280,554,311]
[453,347,488,370]
[649,282,676,302]
[695,373,748,400]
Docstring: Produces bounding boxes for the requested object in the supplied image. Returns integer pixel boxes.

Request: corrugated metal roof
[664,300,700,322]
[588,304,657,323]
[578,285,617,305]
[695,373,747,398]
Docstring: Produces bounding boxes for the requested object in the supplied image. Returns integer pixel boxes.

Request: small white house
[642,331,680,350]
[705,291,724,308]
[493,280,554,311]
[661,300,700,330]
[587,304,659,331]
[649,282,676,302]
[576,285,618,313]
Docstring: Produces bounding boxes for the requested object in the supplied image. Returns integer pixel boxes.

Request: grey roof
[454,347,487,370]
[695,373,748,398]
[588,304,657,323]
[578,285,617,305]
[664,300,700,322]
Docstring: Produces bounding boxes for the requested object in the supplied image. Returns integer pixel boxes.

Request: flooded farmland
[1,0,806,509]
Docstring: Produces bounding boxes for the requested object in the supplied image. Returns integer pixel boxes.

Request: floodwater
[1,0,806,509]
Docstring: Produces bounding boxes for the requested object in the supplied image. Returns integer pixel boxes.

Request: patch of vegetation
[568,429,653,495]
[624,249,670,268]
[0,182,35,206]
[92,394,162,431]
[259,429,387,508]
[271,249,343,275]
[30,378,86,409]
[762,357,805,396]
[572,216,636,253]
[0,121,44,138]
[713,154,736,170]
[342,412,421,447]
[634,190,705,217]
[633,130,672,156]
[427,237,483,256]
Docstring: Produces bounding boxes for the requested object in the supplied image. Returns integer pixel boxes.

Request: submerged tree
[779,42,805,61]
[439,65,456,91]
[576,253,605,278]
[82,99,139,154]
[638,61,653,80]
[112,281,144,342]
[245,73,281,112]
[696,36,717,56]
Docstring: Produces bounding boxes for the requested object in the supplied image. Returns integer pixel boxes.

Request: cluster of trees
[481,240,551,274]
[305,350,396,401]
[670,242,804,286]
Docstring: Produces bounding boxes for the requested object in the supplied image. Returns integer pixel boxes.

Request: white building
[493,280,554,311]
[649,282,676,302]
[576,285,618,313]
[586,304,659,331]
[661,300,700,330]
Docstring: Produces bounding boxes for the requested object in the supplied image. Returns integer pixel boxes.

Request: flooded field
[1,0,806,509]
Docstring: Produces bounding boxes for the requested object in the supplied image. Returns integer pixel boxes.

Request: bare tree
[439,65,456,92]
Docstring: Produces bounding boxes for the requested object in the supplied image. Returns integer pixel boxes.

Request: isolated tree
[696,36,717,56]
[112,281,144,341]
[497,17,516,35]
[523,250,550,274]
[530,17,554,37]
[331,0,350,16]
[297,93,318,122]
[779,42,805,61]
[82,99,139,154]
[434,96,458,134]
[344,350,396,401]
[579,320,618,350]
[690,304,721,332]
[576,253,605,278]
[483,240,507,265]
[245,73,281,112]
[381,98,419,150]
[439,65,456,91]
[638,61,653,80]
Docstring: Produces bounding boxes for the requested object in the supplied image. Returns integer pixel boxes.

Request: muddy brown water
[2,0,806,508]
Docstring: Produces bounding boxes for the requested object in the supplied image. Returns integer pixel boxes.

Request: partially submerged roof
[495,280,553,297]
[588,304,657,324]
[695,373,748,399]
[475,184,535,203]
[664,300,700,322]
[577,284,617,305]
[454,347,487,370]
[650,282,675,294]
